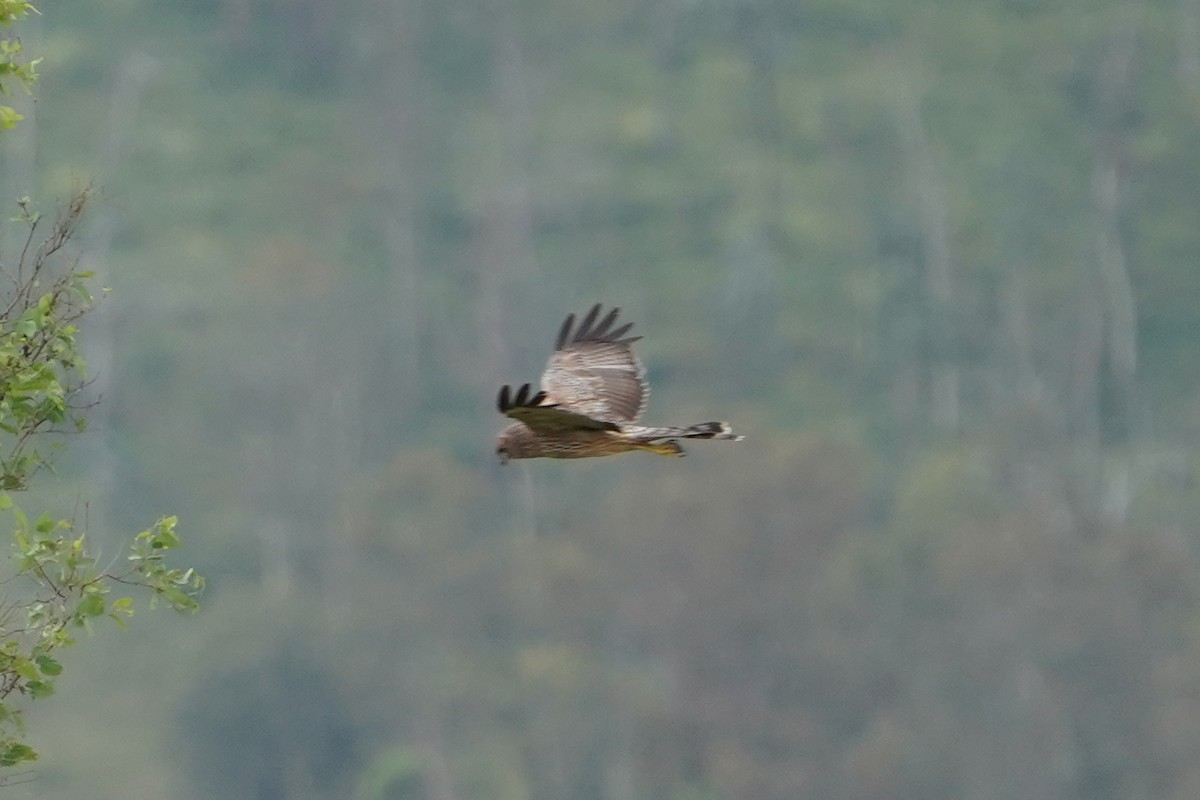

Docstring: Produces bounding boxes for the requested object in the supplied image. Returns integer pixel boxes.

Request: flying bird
[495,304,743,461]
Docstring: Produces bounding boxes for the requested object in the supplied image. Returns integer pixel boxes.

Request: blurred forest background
[3,0,1200,798]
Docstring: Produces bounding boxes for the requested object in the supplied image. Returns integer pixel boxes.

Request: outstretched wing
[540,304,647,424]
[497,383,619,433]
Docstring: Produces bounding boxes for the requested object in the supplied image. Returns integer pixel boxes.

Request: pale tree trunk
[372,0,426,419]
[892,63,960,433]
[1092,157,1137,523]
[1091,8,1141,523]
[1067,275,1104,447]
[719,5,784,380]
[1092,15,1139,413]
[999,264,1041,411]
[995,260,1060,503]
[475,0,541,384]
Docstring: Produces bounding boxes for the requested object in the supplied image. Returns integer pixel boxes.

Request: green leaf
[77,593,105,617]
[0,105,22,129]
[150,516,180,549]
[26,680,52,699]
[0,741,36,767]
[34,654,60,676]
[11,657,36,681]
[108,596,134,617]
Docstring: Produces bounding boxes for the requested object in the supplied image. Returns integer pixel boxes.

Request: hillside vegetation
[4,1,1200,798]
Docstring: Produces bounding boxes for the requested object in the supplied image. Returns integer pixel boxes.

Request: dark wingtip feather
[608,322,635,341]
[556,304,640,348]
[556,313,576,351]
[499,383,559,414]
[576,304,602,340]
[592,307,620,339]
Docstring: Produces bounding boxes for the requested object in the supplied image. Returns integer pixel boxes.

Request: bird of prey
[495,304,742,461]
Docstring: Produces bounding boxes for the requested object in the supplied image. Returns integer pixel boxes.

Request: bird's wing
[497,383,619,433]
[539,304,647,424]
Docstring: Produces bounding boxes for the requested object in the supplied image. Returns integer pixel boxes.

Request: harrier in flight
[495,304,742,461]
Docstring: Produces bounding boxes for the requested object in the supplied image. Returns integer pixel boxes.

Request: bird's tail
[675,421,744,441]
[626,422,743,456]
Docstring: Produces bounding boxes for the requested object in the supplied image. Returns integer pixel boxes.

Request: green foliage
[0,194,92,492]
[0,505,202,767]
[0,0,38,130]
[0,193,204,769]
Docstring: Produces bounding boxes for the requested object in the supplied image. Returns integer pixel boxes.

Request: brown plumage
[495,304,743,461]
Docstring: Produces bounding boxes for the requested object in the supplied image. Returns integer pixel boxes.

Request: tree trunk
[475,0,541,382]
[373,0,427,419]
[892,60,961,433]
[1090,7,1141,522]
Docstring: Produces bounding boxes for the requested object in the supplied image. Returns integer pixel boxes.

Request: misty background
[3,1,1200,798]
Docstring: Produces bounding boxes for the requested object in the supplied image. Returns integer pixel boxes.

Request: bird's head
[495,423,531,463]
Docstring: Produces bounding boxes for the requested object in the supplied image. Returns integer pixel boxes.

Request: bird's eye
[496,447,509,463]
